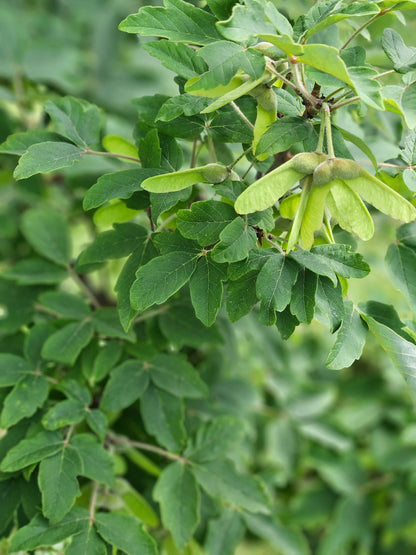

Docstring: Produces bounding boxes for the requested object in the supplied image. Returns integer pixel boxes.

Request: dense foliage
[1,0,416,553]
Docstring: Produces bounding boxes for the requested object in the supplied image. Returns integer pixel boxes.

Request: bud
[291,152,328,175]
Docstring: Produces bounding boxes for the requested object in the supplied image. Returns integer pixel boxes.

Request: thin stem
[292,62,318,106]
[155,213,177,232]
[207,135,217,162]
[324,86,347,102]
[316,117,326,153]
[108,433,190,464]
[266,63,300,95]
[231,101,255,130]
[286,177,312,253]
[322,104,335,158]
[241,159,256,181]
[89,482,99,524]
[377,162,415,169]
[340,9,391,51]
[228,146,253,171]
[374,69,396,80]
[146,207,155,232]
[330,96,360,111]
[190,137,198,168]
[64,425,75,446]
[133,306,168,324]
[263,233,285,254]
[85,148,141,164]
[67,265,101,309]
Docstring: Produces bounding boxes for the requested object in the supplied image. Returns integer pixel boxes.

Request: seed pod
[326,180,374,241]
[291,152,328,174]
[250,85,277,112]
[347,169,416,223]
[141,164,229,193]
[235,158,304,214]
[300,183,331,249]
[313,158,361,187]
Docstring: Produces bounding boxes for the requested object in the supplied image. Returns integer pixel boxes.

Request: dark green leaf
[38,291,91,320]
[66,522,107,555]
[143,41,208,79]
[119,0,222,45]
[193,459,270,514]
[1,373,49,427]
[9,508,88,552]
[204,509,245,555]
[0,354,32,387]
[38,445,82,523]
[185,415,245,462]
[211,217,257,263]
[42,320,95,365]
[315,276,345,332]
[226,272,258,322]
[311,244,370,279]
[0,479,22,534]
[326,301,367,370]
[244,513,309,555]
[85,410,108,442]
[87,341,123,385]
[100,360,149,412]
[14,142,84,180]
[189,254,226,326]
[139,128,161,169]
[141,384,186,452]
[2,258,67,285]
[0,129,66,155]
[83,169,161,210]
[21,208,71,267]
[177,200,236,246]
[290,269,317,325]
[149,353,207,398]
[95,513,158,555]
[275,306,299,340]
[157,95,211,122]
[92,307,135,341]
[257,117,313,156]
[71,435,115,487]
[131,252,198,312]
[42,400,86,430]
[1,431,63,472]
[154,462,200,549]
[44,96,101,148]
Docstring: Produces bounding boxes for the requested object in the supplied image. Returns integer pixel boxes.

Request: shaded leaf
[326,301,367,370]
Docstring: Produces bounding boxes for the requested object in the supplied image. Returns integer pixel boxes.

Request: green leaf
[87,341,123,385]
[115,238,158,331]
[184,415,245,463]
[157,95,210,123]
[86,410,108,442]
[138,128,161,169]
[100,360,149,412]
[42,400,86,430]
[143,40,208,79]
[216,0,276,42]
[38,445,82,523]
[14,142,84,180]
[42,320,95,365]
[226,272,259,322]
[290,269,318,324]
[274,88,303,116]
[187,41,265,91]
[92,307,136,341]
[149,353,208,398]
[0,354,32,387]
[289,250,337,285]
[95,513,158,555]
[244,513,309,555]
[206,0,236,20]
[2,258,68,285]
[38,291,91,320]
[204,509,245,555]
[211,217,257,263]
[9,508,88,552]
[275,306,299,340]
[1,430,63,472]
[120,480,159,526]
[326,301,367,370]
[256,117,313,156]
[382,28,416,74]
[365,315,416,403]
[177,200,236,246]
[151,189,192,221]
[66,522,107,555]
[0,480,22,534]
[130,252,198,312]
[71,435,115,487]
[189,254,226,326]
[256,253,299,325]
[196,75,266,113]
[1,373,49,427]
[386,243,416,313]
[0,129,66,155]
[154,462,200,549]
[44,96,101,148]
[315,277,345,332]
[192,459,270,514]
[83,169,161,210]
[78,223,149,265]
[21,208,72,266]
[141,384,186,452]
[401,129,416,165]
[119,0,222,45]
[402,81,416,128]
[310,244,370,279]
[348,66,384,110]
[397,220,416,248]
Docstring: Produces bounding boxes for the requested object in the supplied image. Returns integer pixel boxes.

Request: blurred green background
[1,1,416,553]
